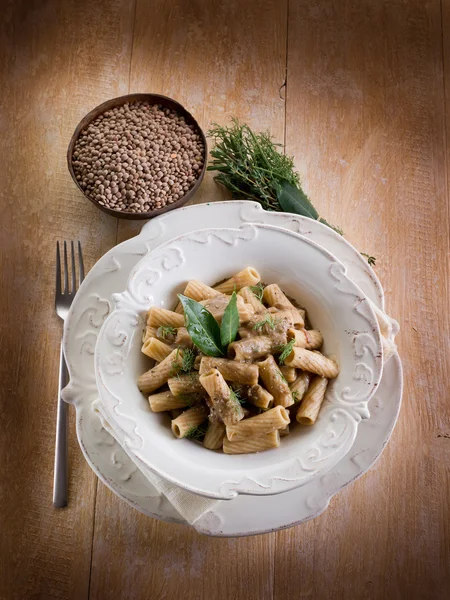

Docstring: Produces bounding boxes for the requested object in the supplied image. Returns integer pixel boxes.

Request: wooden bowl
[67,93,207,220]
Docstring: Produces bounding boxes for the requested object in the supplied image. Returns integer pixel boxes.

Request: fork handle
[53,341,69,508]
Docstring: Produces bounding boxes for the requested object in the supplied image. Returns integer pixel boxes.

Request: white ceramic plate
[95,224,383,499]
[62,201,402,533]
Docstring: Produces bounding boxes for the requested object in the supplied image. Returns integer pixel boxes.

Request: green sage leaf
[178,294,224,357]
[276,180,319,220]
[220,291,239,349]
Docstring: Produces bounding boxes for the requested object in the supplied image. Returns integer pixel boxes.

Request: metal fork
[54,241,84,507]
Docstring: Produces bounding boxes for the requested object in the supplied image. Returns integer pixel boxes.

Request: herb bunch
[208,119,299,212]
[208,119,375,265]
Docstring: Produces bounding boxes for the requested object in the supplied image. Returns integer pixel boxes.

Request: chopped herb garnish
[171,347,196,376]
[181,348,196,373]
[292,390,301,403]
[249,282,265,303]
[158,325,176,339]
[277,339,296,365]
[177,394,200,407]
[276,369,287,383]
[185,423,208,440]
[253,314,278,332]
[229,387,245,405]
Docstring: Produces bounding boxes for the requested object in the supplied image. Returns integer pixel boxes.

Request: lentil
[72,101,205,214]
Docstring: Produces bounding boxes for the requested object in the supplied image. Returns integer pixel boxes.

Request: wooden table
[1,1,449,598]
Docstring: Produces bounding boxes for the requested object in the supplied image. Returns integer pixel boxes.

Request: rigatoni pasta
[223,430,280,454]
[141,337,173,361]
[246,384,274,409]
[147,306,185,329]
[296,376,329,425]
[174,280,221,313]
[200,294,254,324]
[280,366,297,383]
[226,405,290,441]
[285,347,339,378]
[290,372,311,403]
[214,267,261,294]
[138,348,182,394]
[263,283,305,327]
[238,286,266,312]
[287,328,323,350]
[199,357,259,385]
[257,355,294,408]
[148,390,194,412]
[199,368,244,426]
[168,372,205,396]
[171,406,208,438]
[203,420,226,450]
[138,269,339,454]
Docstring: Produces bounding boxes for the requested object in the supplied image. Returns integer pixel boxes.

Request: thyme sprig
[208,119,299,212]
[208,119,375,266]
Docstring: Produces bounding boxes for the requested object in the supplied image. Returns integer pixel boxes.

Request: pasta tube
[138,348,182,393]
[142,324,157,344]
[148,390,194,412]
[246,384,274,409]
[296,376,329,425]
[199,368,244,425]
[228,336,273,361]
[257,355,293,407]
[168,372,205,396]
[214,267,261,294]
[199,357,259,385]
[203,420,226,450]
[287,328,323,350]
[290,372,311,403]
[238,286,266,312]
[174,327,194,348]
[171,406,208,438]
[279,424,290,437]
[263,284,305,327]
[147,306,185,329]
[200,295,253,324]
[226,405,290,442]
[141,337,173,361]
[280,366,297,383]
[223,431,280,455]
[285,348,339,379]
[174,280,221,313]
[237,326,255,338]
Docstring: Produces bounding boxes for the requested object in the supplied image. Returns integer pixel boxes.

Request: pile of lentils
[71,101,205,213]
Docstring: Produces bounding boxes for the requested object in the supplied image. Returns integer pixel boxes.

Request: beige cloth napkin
[93,299,398,525]
[92,398,221,524]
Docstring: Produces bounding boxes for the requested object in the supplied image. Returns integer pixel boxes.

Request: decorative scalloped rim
[61,201,401,533]
[94,223,383,500]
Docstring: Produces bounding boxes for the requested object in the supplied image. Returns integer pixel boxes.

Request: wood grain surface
[0,1,448,599]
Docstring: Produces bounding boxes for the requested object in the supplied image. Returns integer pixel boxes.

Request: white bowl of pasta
[95,224,383,500]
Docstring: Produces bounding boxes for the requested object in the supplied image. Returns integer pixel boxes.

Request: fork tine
[71,241,76,293]
[63,241,69,294]
[56,242,61,296]
[78,241,85,285]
